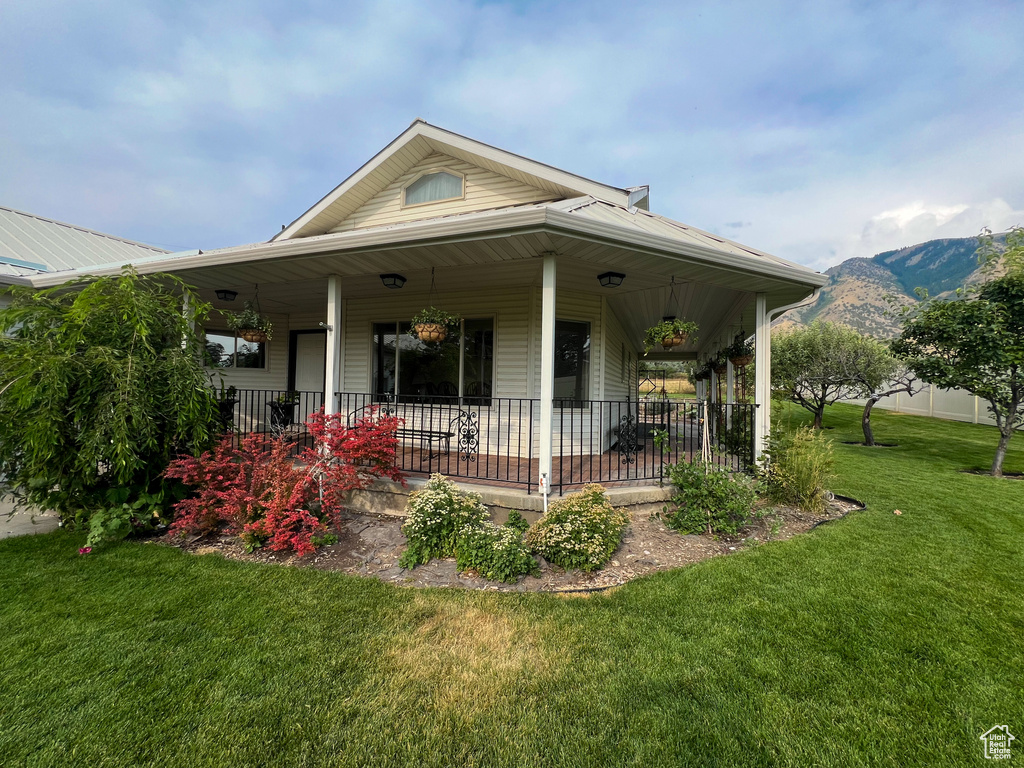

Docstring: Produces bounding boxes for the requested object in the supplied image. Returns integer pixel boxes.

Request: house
[7,121,827,502]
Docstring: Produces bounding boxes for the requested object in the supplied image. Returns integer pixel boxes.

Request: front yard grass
[1,403,1022,767]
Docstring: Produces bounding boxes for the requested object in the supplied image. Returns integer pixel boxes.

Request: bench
[348,402,479,463]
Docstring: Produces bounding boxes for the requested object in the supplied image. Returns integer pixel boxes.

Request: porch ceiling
[198,250,762,360]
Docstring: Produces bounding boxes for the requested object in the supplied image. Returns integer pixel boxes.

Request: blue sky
[1,0,1022,271]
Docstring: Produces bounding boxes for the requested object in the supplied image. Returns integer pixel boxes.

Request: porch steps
[346,476,674,523]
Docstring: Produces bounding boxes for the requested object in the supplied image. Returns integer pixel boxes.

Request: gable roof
[273,120,642,241]
[0,206,167,277]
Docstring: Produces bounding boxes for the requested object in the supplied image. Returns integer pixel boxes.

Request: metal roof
[552,197,806,272]
[0,206,167,275]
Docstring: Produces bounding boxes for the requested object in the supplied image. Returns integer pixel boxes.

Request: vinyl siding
[601,302,638,401]
[329,153,560,233]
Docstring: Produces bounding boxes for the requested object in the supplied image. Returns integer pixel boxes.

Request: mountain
[779,233,1006,337]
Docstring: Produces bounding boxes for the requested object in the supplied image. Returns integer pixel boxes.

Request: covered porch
[36,196,823,497]
[173,215,815,494]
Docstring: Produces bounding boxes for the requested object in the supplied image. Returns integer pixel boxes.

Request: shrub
[0,268,219,541]
[166,434,324,555]
[455,512,539,583]
[663,460,757,535]
[399,474,489,568]
[525,484,628,572]
[303,407,404,519]
[166,407,403,556]
[759,426,835,513]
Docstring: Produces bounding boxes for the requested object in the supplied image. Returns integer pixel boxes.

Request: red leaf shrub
[165,407,403,556]
[300,408,405,518]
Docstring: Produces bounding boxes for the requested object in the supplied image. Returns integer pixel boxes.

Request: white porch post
[538,255,557,497]
[753,292,770,461]
[324,275,343,415]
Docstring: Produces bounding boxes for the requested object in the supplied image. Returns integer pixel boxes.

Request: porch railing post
[324,275,343,415]
[538,254,557,499]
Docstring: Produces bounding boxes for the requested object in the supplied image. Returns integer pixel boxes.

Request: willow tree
[0,268,218,540]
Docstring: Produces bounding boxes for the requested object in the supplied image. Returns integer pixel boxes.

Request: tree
[0,268,219,539]
[893,269,1024,477]
[771,321,893,429]
[854,359,922,446]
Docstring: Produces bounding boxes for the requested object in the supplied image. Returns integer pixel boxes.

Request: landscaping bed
[160,495,862,592]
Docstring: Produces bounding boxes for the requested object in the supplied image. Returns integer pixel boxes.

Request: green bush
[399,474,489,568]
[525,484,628,572]
[759,425,835,513]
[663,460,758,535]
[456,512,539,583]
[0,268,218,539]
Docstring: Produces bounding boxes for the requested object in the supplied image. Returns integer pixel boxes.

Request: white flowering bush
[456,511,538,583]
[525,484,628,572]
[399,474,489,568]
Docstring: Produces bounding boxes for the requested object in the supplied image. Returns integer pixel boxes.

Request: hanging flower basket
[409,306,460,343]
[239,329,268,343]
[414,322,447,343]
[712,362,728,376]
[225,299,274,342]
[729,354,753,368]
[726,331,753,369]
[642,319,699,354]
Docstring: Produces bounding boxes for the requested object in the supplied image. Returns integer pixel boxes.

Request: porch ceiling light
[598,271,625,287]
[215,289,238,301]
[380,273,407,289]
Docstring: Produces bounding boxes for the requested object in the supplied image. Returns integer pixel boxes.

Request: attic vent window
[403,171,464,207]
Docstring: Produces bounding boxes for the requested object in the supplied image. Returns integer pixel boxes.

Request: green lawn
[2,404,1022,767]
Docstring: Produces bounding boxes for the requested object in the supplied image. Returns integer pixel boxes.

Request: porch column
[538,255,557,496]
[324,275,343,415]
[753,292,770,461]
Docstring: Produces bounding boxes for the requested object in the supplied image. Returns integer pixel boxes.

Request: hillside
[779,233,1005,337]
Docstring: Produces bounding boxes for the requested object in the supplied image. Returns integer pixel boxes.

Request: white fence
[849,385,998,427]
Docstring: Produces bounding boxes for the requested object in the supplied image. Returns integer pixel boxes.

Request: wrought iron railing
[220,390,756,493]
[337,392,537,492]
[216,389,325,447]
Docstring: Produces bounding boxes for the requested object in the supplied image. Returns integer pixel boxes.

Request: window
[372,318,494,402]
[554,320,590,406]
[402,171,464,207]
[204,330,266,369]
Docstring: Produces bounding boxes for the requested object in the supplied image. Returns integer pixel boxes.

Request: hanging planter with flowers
[642,318,699,354]
[410,267,461,343]
[642,276,699,354]
[410,306,461,343]
[224,286,273,343]
[727,330,754,368]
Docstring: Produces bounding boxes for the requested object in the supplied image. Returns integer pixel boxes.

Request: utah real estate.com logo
[980,725,1015,760]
